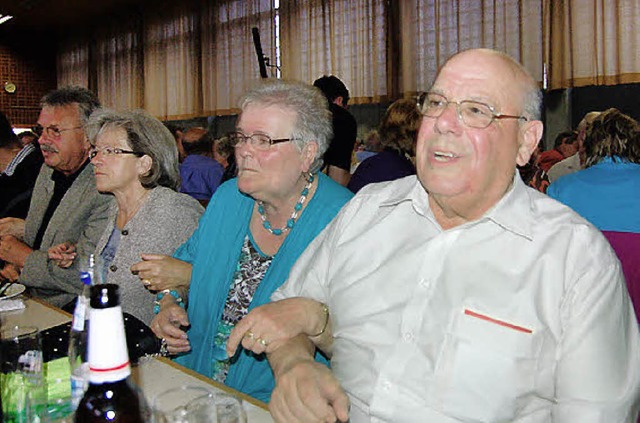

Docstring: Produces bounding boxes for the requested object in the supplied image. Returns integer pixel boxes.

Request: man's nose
[434,102,462,133]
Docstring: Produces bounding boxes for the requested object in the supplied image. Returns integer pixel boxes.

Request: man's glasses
[228,131,297,151]
[32,125,83,139]
[89,146,144,159]
[419,92,528,129]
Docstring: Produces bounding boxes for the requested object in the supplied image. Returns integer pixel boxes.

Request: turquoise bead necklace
[257,173,315,236]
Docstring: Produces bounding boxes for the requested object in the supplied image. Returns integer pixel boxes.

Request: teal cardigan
[173,173,352,403]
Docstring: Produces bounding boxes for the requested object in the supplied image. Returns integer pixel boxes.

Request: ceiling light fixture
[0,15,14,25]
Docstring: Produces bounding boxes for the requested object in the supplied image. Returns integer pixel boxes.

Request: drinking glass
[153,386,246,423]
[210,393,246,423]
[1,325,46,423]
[152,385,215,423]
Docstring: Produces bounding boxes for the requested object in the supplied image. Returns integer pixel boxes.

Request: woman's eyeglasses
[227,131,297,151]
[89,146,144,159]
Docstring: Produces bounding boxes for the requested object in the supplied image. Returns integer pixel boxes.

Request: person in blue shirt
[179,127,224,207]
[548,108,640,232]
[132,79,353,403]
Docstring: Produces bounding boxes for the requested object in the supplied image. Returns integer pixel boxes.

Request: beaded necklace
[257,173,315,236]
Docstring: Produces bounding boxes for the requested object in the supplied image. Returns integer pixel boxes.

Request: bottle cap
[90,284,120,309]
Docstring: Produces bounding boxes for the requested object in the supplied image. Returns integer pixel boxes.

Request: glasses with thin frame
[32,125,83,139]
[228,131,297,151]
[419,92,528,129]
[89,145,144,160]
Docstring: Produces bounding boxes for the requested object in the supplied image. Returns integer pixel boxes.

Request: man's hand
[0,218,25,239]
[0,235,33,268]
[227,298,330,357]
[0,263,21,282]
[269,357,349,423]
[150,301,191,355]
[130,254,191,292]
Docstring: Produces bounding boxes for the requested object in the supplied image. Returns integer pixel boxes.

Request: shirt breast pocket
[433,308,543,422]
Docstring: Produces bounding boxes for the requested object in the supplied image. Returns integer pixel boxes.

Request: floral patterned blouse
[211,234,272,382]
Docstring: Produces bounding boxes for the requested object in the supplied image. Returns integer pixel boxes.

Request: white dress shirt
[273,175,640,422]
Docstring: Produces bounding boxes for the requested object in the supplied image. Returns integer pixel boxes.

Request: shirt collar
[51,159,89,186]
[380,174,534,240]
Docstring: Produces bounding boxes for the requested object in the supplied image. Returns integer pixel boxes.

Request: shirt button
[382,380,391,392]
[109,264,118,272]
[403,332,414,342]
[420,278,429,288]
[121,230,129,235]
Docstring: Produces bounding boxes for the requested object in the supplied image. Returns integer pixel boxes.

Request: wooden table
[1,295,274,422]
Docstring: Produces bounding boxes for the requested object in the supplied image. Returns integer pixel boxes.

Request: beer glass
[1,325,46,423]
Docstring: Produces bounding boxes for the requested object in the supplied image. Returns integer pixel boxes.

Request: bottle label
[72,296,89,331]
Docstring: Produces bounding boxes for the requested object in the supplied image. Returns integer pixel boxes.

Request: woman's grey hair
[85,109,180,191]
[238,79,332,173]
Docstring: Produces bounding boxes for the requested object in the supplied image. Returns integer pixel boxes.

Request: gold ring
[142,279,151,286]
[245,331,255,339]
[258,338,268,347]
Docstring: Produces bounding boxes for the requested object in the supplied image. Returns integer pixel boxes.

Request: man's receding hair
[435,49,542,122]
[183,129,214,155]
[41,86,101,124]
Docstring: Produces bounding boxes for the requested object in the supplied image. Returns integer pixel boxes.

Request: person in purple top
[179,127,224,207]
[347,99,422,193]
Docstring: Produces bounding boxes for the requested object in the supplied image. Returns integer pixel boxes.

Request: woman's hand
[47,242,77,268]
[130,254,191,291]
[150,300,191,355]
[227,297,329,357]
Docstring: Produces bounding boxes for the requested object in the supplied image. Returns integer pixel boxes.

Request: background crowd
[1,47,639,422]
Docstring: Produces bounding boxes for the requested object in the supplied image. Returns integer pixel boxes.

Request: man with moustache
[0,87,112,309]
[229,49,640,422]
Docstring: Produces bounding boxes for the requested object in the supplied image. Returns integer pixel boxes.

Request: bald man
[228,49,640,422]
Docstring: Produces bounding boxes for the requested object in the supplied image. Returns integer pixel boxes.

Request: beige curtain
[95,18,144,110]
[201,0,275,115]
[279,0,389,104]
[143,2,202,120]
[544,0,640,89]
[57,36,90,89]
[399,0,543,96]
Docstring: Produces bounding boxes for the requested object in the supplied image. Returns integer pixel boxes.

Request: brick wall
[0,29,57,128]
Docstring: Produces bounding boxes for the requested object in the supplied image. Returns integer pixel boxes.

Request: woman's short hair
[379,99,422,156]
[239,79,332,173]
[584,108,640,167]
[85,109,180,190]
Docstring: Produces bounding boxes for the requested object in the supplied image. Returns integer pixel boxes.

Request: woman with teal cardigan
[144,80,353,403]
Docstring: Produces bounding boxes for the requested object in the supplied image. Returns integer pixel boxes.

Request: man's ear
[516,120,543,167]
[332,96,345,108]
[302,141,318,172]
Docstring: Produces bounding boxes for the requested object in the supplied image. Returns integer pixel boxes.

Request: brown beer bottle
[74,284,147,422]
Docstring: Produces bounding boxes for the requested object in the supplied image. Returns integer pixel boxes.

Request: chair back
[602,231,640,324]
